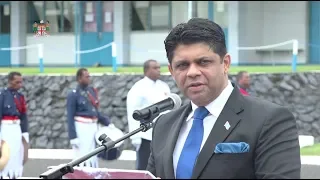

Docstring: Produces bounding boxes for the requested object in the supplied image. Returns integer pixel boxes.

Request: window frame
[0,2,11,34]
[131,1,172,31]
[27,1,75,34]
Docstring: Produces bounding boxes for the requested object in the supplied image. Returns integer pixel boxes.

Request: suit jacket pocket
[213,152,251,160]
[203,152,254,179]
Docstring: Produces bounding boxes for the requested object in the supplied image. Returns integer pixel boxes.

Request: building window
[102,1,114,32]
[195,1,229,29]
[214,1,228,28]
[131,1,171,31]
[0,3,10,33]
[82,2,97,32]
[81,1,114,33]
[197,1,209,19]
[27,1,75,34]
[171,1,188,28]
[27,1,44,34]
[150,1,170,30]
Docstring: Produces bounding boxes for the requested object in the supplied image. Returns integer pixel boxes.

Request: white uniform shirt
[127,76,171,142]
[173,80,234,177]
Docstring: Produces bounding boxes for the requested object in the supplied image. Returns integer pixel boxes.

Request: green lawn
[0,65,319,75]
[300,144,320,156]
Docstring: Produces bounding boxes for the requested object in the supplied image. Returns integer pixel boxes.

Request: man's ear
[223,53,231,74]
[168,63,173,75]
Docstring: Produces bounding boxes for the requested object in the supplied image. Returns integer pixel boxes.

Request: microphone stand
[39,122,153,179]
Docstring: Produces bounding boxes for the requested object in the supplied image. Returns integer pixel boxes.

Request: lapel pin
[224,121,231,130]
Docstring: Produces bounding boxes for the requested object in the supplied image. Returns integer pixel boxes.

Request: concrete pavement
[22,159,320,179]
[20,149,320,179]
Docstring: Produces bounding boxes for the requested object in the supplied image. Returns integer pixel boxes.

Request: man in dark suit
[146,18,301,179]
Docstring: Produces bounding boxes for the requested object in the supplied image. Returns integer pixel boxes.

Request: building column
[114,1,130,65]
[10,1,27,66]
[187,1,197,20]
[227,1,239,65]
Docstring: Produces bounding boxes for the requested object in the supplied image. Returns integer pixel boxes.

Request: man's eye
[200,60,210,65]
[176,64,187,68]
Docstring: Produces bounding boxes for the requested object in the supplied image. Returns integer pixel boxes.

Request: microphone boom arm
[39,122,154,179]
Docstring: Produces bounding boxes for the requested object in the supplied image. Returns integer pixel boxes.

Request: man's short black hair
[76,68,88,80]
[164,18,227,64]
[8,71,22,81]
[143,59,157,74]
[236,71,248,82]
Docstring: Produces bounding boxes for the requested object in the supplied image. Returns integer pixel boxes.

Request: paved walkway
[20,149,320,178]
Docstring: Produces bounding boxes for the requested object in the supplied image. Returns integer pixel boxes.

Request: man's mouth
[188,82,204,88]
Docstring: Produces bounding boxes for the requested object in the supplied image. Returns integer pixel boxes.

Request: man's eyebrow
[173,59,189,64]
[175,56,212,63]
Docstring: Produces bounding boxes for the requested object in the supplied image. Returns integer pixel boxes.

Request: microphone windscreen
[168,93,182,110]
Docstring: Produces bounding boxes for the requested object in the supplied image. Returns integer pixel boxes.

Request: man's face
[79,70,90,85]
[239,72,250,88]
[168,43,231,106]
[147,61,161,81]
[9,75,23,90]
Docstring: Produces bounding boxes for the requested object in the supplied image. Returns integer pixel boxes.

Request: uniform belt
[2,116,20,124]
[74,116,98,123]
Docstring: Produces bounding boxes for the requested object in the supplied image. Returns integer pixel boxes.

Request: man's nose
[186,64,201,78]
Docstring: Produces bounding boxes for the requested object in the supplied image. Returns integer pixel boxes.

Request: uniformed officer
[66,68,113,168]
[236,71,251,96]
[126,59,171,170]
[0,72,29,179]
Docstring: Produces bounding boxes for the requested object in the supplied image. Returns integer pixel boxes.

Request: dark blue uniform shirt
[0,87,28,133]
[66,85,110,140]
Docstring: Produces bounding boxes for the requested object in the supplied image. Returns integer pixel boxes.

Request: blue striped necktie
[176,106,209,179]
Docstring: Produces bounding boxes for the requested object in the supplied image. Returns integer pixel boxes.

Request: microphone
[132,93,182,121]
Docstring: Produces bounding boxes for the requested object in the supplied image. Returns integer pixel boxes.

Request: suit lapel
[163,103,192,179]
[192,86,245,179]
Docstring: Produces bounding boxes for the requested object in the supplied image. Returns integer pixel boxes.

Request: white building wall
[238,1,308,64]
[130,31,168,65]
[10,1,27,66]
[22,1,309,66]
[130,1,309,65]
[26,34,75,66]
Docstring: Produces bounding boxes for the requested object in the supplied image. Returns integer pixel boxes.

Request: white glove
[22,132,29,144]
[70,138,80,149]
[108,123,115,128]
[131,138,142,151]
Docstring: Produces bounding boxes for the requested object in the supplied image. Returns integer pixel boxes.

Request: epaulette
[67,89,77,96]
[0,87,7,95]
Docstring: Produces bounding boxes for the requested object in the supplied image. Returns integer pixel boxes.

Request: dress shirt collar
[188,80,234,121]
[143,76,157,85]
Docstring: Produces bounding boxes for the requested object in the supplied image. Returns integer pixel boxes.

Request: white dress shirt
[173,80,234,177]
[127,76,171,142]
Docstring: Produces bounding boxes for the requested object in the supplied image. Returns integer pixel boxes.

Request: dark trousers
[136,138,151,170]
